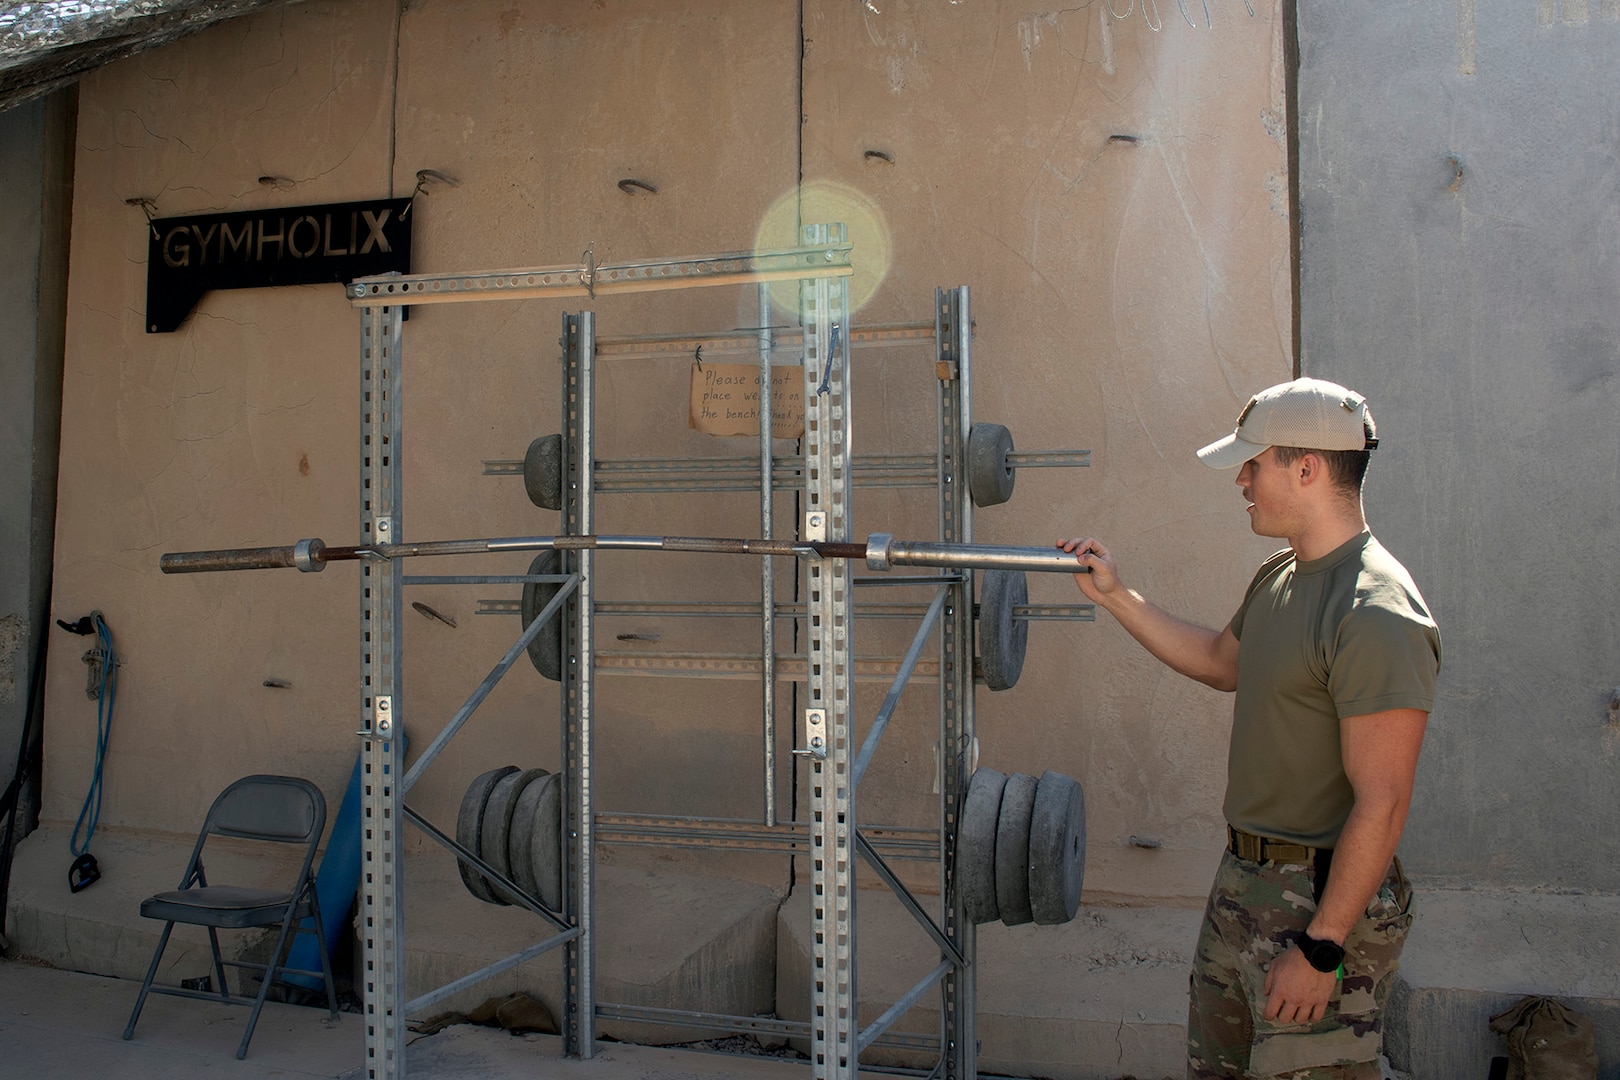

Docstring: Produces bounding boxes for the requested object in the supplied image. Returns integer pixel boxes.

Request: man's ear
[1295,451,1324,485]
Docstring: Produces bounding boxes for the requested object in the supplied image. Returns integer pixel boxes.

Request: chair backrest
[205,775,325,845]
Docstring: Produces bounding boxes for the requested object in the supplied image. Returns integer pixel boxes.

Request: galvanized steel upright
[801,223,858,1080]
[357,302,407,1079]
[560,312,598,1057]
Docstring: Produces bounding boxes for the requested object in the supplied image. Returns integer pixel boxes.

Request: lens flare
[754,179,892,319]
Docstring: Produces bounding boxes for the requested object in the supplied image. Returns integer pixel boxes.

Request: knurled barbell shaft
[158,532,1088,576]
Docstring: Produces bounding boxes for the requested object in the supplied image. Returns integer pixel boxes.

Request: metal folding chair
[122,774,339,1059]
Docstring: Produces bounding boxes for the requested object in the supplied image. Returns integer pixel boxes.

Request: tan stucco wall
[45,0,1288,903]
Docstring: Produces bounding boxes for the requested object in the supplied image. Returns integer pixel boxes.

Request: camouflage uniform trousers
[1186,849,1413,1079]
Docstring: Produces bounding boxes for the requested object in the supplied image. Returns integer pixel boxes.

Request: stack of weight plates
[954,767,1085,926]
[456,766,565,912]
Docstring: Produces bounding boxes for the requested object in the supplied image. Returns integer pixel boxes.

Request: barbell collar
[292,538,326,573]
[865,532,895,572]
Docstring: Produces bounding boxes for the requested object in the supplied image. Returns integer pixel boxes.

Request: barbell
[159,532,1090,692]
[157,531,1093,577]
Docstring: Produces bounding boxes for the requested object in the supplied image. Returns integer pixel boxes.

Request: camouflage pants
[1186,850,1413,1079]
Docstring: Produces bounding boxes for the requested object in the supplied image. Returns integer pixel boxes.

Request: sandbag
[1488,995,1597,1080]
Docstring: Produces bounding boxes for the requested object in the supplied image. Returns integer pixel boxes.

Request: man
[1058,378,1441,1078]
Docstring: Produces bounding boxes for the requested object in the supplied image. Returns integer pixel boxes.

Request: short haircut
[1271,415,1378,494]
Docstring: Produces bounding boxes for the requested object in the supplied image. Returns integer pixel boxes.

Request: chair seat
[142,886,302,929]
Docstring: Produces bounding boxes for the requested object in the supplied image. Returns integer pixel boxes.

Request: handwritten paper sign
[689,363,805,438]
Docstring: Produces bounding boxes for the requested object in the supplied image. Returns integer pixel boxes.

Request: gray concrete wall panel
[0,100,47,794]
[1297,2,1620,891]
[0,91,70,832]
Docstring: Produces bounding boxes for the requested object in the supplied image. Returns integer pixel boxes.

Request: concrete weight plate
[457,765,519,906]
[523,434,564,510]
[506,770,554,904]
[994,772,1039,926]
[967,422,1015,507]
[954,767,1006,925]
[978,569,1028,692]
[480,767,548,904]
[520,550,564,682]
[515,771,564,913]
[1028,770,1087,925]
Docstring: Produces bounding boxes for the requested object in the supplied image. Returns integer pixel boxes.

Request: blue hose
[69,612,115,860]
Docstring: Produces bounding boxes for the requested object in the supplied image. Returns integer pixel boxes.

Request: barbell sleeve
[863,533,1088,575]
[159,538,337,574]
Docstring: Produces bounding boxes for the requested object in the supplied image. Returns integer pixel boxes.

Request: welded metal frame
[345,239,1002,1080]
[344,241,845,1079]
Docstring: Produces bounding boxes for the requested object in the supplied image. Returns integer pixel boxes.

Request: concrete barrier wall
[1295,0,1620,894]
[42,0,1289,907]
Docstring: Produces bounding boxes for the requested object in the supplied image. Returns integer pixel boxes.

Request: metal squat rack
[340,225,1087,1080]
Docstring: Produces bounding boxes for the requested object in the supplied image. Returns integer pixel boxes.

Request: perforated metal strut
[802,222,857,1080]
[357,303,406,1080]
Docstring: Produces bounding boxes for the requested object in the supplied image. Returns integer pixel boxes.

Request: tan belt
[1227,825,1323,865]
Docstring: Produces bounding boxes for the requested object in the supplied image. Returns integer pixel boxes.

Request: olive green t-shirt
[1225,531,1441,848]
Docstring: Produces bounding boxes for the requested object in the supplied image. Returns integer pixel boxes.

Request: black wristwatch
[1296,931,1345,975]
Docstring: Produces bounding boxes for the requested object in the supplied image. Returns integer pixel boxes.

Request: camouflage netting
[0,0,304,112]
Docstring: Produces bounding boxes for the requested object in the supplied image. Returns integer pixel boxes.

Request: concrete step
[775,885,1199,1080]
[4,824,786,1046]
[777,884,1620,1080]
[1385,888,1620,1079]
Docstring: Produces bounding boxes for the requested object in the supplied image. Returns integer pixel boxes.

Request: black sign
[145,197,412,333]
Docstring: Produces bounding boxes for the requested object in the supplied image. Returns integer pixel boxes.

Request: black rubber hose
[0,587,51,941]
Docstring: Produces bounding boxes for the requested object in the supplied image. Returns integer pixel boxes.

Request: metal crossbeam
[347,241,852,307]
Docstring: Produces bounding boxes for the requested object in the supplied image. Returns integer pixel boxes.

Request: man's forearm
[1306,799,1408,944]
[1096,587,1237,691]
[1313,708,1427,943]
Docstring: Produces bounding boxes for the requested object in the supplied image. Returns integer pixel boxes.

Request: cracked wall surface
[44,0,1288,910]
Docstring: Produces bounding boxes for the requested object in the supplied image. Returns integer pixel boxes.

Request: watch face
[1301,934,1344,973]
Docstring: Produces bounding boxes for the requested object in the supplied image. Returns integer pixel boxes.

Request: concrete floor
[9,818,1619,1079]
[0,956,826,1080]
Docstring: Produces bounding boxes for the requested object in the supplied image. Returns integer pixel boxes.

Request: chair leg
[307,890,340,1021]
[206,926,230,999]
[235,909,302,1060]
[123,921,176,1040]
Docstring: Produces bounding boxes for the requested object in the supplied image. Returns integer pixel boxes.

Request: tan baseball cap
[1196,377,1376,470]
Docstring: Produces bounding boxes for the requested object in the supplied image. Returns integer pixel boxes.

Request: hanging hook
[124,197,160,240]
[402,169,459,220]
[617,178,658,195]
